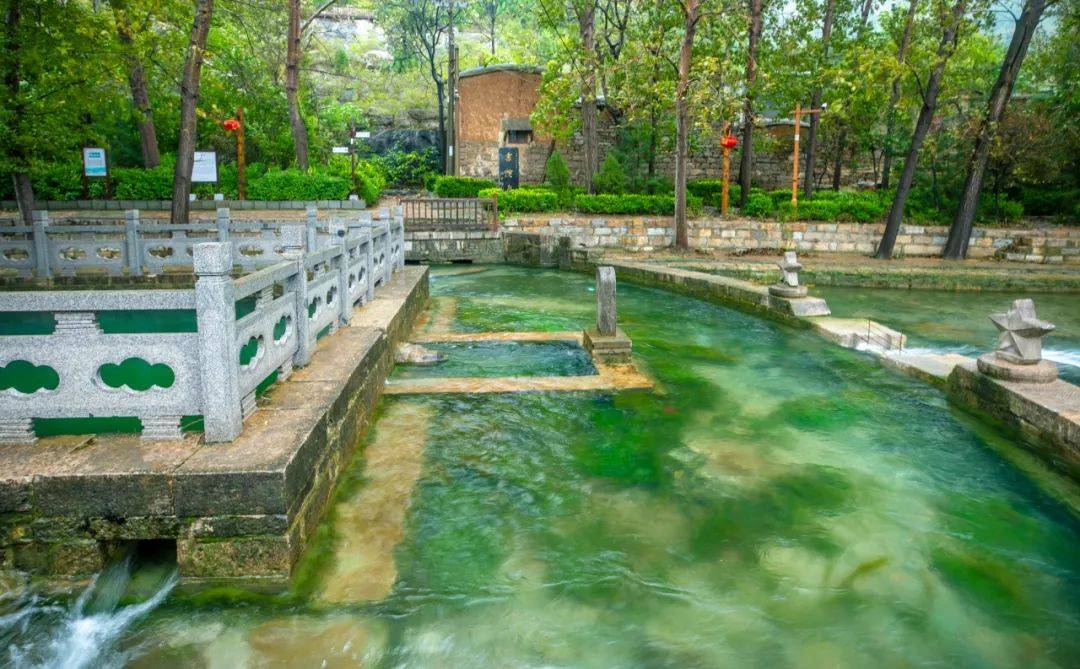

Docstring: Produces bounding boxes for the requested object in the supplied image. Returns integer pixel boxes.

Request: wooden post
[791,103,801,209]
[721,123,731,216]
[236,107,246,200]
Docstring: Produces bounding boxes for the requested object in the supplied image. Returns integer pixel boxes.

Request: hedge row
[2,159,384,203]
[574,193,703,216]
[478,187,560,213]
[432,175,497,198]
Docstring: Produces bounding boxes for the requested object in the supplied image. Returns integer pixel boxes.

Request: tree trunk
[490,10,496,55]
[831,130,844,190]
[803,0,836,199]
[578,2,598,193]
[880,0,919,191]
[112,1,160,167]
[286,0,310,170]
[738,0,763,207]
[943,0,1045,259]
[674,0,701,250]
[876,0,965,259]
[170,0,213,226]
[3,1,33,225]
[434,77,447,173]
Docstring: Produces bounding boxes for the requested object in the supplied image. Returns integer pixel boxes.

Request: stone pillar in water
[584,265,632,364]
[596,266,617,336]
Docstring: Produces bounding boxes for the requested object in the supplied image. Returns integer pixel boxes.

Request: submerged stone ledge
[0,267,428,586]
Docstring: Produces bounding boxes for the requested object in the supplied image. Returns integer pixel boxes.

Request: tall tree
[737,0,764,207]
[875,0,967,259]
[574,0,600,192]
[286,0,310,170]
[378,0,451,173]
[111,0,160,168]
[673,0,704,248]
[2,0,33,225]
[170,0,214,226]
[829,0,874,190]
[942,0,1053,258]
[802,0,837,198]
[880,0,920,190]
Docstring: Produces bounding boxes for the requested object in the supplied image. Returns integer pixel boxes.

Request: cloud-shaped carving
[98,358,175,391]
[0,360,59,394]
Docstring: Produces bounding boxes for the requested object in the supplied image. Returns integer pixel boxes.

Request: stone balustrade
[0,213,406,445]
[0,205,405,279]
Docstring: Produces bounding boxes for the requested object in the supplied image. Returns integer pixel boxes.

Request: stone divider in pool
[555,254,1079,482]
[0,213,406,444]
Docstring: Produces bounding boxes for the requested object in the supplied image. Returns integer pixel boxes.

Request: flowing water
[3,265,1079,668]
[816,286,1080,384]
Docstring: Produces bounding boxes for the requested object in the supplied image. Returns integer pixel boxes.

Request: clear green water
[816,286,1080,384]
[390,340,597,379]
[4,266,1079,668]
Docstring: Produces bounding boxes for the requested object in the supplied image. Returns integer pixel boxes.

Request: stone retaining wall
[501,215,1080,263]
[405,230,504,263]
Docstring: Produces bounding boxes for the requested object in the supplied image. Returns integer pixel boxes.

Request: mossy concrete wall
[0,267,428,587]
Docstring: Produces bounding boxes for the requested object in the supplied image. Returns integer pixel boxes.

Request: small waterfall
[1,552,177,669]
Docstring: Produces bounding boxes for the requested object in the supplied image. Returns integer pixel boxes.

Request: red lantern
[720,133,738,150]
[223,118,241,132]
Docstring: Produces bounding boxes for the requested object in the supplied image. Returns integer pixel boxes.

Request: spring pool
[3,265,1078,668]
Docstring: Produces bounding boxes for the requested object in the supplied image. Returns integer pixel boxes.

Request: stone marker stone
[768,251,808,298]
[584,266,632,364]
[597,266,617,336]
[977,298,1058,383]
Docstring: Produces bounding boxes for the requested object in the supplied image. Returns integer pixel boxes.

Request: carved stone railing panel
[235,292,298,400]
[0,329,202,419]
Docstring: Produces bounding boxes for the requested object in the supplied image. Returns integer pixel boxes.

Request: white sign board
[356,131,371,139]
[83,147,107,177]
[332,146,350,154]
[192,151,218,183]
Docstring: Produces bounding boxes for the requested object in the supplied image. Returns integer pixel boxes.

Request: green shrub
[687,179,724,200]
[28,162,104,200]
[374,148,439,188]
[977,197,1024,225]
[832,191,887,222]
[644,176,673,195]
[479,187,559,213]
[778,200,842,221]
[545,150,572,192]
[247,169,350,200]
[742,193,775,218]
[1016,186,1078,218]
[593,154,627,194]
[433,175,497,198]
[573,193,702,216]
[114,165,174,199]
[423,172,440,193]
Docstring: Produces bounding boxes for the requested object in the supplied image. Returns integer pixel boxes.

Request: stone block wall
[405,230,504,263]
[500,215,1080,263]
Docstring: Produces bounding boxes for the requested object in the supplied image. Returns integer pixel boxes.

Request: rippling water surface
[4,265,1079,668]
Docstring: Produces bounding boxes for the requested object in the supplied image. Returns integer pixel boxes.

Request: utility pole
[445,0,458,175]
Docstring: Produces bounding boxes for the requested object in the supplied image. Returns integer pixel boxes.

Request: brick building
[456,64,549,185]
[455,63,871,190]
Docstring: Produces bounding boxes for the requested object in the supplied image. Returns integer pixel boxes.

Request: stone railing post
[194,242,243,443]
[393,205,405,270]
[330,221,351,327]
[282,224,313,367]
[32,210,50,279]
[124,209,142,277]
[305,205,319,251]
[216,207,231,242]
